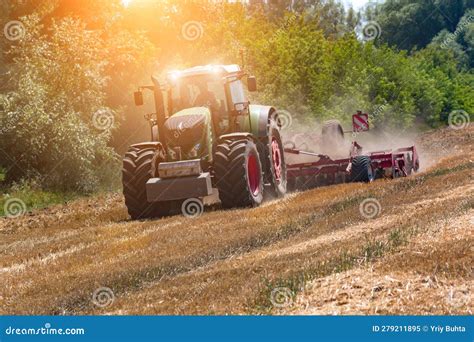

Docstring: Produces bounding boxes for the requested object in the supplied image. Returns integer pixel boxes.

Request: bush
[0,16,119,192]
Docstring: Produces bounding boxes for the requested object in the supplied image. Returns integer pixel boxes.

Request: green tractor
[122,64,287,219]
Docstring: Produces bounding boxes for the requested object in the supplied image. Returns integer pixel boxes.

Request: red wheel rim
[271,137,282,183]
[247,154,260,196]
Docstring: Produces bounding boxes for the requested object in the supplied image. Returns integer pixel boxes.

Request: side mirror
[134,91,144,106]
[247,76,257,92]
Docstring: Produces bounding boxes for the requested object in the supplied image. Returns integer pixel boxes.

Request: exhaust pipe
[152,76,167,151]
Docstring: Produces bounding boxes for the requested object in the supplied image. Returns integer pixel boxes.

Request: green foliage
[412,45,474,124]
[252,16,332,117]
[238,14,470,129]
[371,0,473,50]
[0,0,472,196]
[0,178,77,216]
[239,3,472,129]
[0,16,119,192]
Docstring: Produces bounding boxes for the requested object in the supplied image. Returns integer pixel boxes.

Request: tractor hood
[164,107,212,160]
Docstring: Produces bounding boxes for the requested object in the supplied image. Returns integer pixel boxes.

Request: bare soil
[1,125,472,315]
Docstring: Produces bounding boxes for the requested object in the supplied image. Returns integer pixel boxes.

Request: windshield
[169,75,228,115]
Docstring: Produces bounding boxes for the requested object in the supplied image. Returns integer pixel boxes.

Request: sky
[343,0,372,10]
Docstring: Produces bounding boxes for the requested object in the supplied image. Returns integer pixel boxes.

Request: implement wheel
[214,138,264,208]
[351,155,374,183]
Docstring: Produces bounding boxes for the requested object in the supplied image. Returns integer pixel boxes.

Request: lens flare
[121,0,133,8]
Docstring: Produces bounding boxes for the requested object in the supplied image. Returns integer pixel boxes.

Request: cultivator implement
[284,113,420,191]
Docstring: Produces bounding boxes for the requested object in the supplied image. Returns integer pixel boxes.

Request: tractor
[122,65,287,219]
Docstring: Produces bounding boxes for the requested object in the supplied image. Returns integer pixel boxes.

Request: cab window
[229,80,247,106]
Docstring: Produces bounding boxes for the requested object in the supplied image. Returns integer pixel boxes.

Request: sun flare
[121,0,133,8]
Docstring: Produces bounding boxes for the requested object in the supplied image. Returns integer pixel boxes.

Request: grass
[0,179,78,217]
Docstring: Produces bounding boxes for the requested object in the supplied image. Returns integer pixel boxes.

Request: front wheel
[214,138,264,208]
[122,145,171,219]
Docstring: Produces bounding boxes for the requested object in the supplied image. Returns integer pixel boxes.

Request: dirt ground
[0,125,472,315]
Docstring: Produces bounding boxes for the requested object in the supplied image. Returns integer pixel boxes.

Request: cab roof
[167,64,241,79]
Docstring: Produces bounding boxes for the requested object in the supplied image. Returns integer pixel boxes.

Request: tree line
[0,0,472,192]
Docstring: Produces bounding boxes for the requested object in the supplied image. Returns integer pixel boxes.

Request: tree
[0,16,118,191]
[371,0,474,50]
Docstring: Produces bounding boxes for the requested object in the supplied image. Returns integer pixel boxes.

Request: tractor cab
[167,64,256,123]
[134,64,257,163]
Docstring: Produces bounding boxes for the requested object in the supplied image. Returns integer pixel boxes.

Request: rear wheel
[264,119,287,197]
[122,145,171,219]
[351,156,374,183]
[214,138,264,208]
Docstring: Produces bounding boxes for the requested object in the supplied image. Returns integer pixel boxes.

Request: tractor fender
[218,132,255,141]
[128,141,166,178]
[248,105,277,138]
[130,142,163,150]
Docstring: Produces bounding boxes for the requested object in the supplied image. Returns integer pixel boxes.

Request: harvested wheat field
[1,126,472,315]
